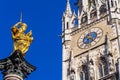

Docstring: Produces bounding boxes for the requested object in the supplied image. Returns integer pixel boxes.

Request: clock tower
[62,0,120,80]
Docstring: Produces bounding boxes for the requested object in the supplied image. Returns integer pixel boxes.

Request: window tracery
[98,56,109,78]
[81,14,87,24]
[90,10,97,19]
[99,5,107,17]
[83,65,89,80]
[80,72,84,80]
[102,57,109,75]
[108,53,115,72]
[98,64,103,78]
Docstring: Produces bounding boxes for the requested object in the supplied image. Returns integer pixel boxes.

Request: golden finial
[20,12,22,22]
[11,14,33,56]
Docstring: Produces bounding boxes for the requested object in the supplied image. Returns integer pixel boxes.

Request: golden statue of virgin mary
[11,21,33,56]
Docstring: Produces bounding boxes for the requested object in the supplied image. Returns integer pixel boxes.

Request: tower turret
[62,0,73,32]
[107,0,120,22]
[76,0,108,28]
[65,0,72,16]
[62,1,77,80]
[62,0,77,45]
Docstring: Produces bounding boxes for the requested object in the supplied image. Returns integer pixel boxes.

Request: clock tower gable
[69,19,116,56]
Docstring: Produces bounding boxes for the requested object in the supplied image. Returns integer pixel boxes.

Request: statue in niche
[70,71,75,80]
[108,52,114,72]
[89,60,95,80]
[114,48,118,58]
[97,49,103,57]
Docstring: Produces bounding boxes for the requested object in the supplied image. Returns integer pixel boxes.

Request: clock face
[78,27,103,49]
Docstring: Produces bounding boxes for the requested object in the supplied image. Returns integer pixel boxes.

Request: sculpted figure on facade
[70,72,75,80]
[105,32,115,72]
[97,49,103,57]
[89,60,95,80]
[114,48,118,58]
[108,53,114,72]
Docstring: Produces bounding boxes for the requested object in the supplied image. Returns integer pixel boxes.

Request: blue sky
[0,0,76,80]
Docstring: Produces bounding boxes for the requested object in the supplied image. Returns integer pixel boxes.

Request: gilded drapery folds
[11,22,33,56]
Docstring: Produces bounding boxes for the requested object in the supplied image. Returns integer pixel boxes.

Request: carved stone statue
[89,61,94,80]
[11,22,33,56]
[70,72,75,80]
[98,49,103,57]
[108,53,114,72]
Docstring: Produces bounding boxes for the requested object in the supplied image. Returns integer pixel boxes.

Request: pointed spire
[20,12,22,22]
[73,10,76,16]
[65,0,72,15]
[71,10,77,19]
[70,49,75,72]
[106,32,112,53]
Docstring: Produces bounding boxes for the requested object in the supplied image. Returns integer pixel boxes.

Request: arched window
[83,65,89,80]
[74,19,78,26]
[90,10,97,19]
[99,57,109,78]
[81,14,87,24]
[84,70,89,80]
[63,22,65,31]
[99,5,107,17]
[98,64,103,78]
[80,72,84,80]
[67,22,69,29]
[103,59,109,75]
[115,63,118,72]
[115,63,119,79]
[111,0,114,7]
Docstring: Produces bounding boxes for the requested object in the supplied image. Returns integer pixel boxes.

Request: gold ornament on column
[11,13,33,56]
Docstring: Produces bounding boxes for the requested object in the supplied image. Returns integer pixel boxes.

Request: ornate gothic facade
[62,0,120,80]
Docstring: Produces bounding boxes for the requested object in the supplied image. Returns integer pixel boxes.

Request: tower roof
[65,0,72,15]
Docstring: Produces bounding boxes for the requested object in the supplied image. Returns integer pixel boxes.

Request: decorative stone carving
[108,52,114,72]
[70,72,75,80]
[69,50,75,72]
[89,61,95,80]
[98,49,103,57]
[0,50,36,78]
[113,48,119,63]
